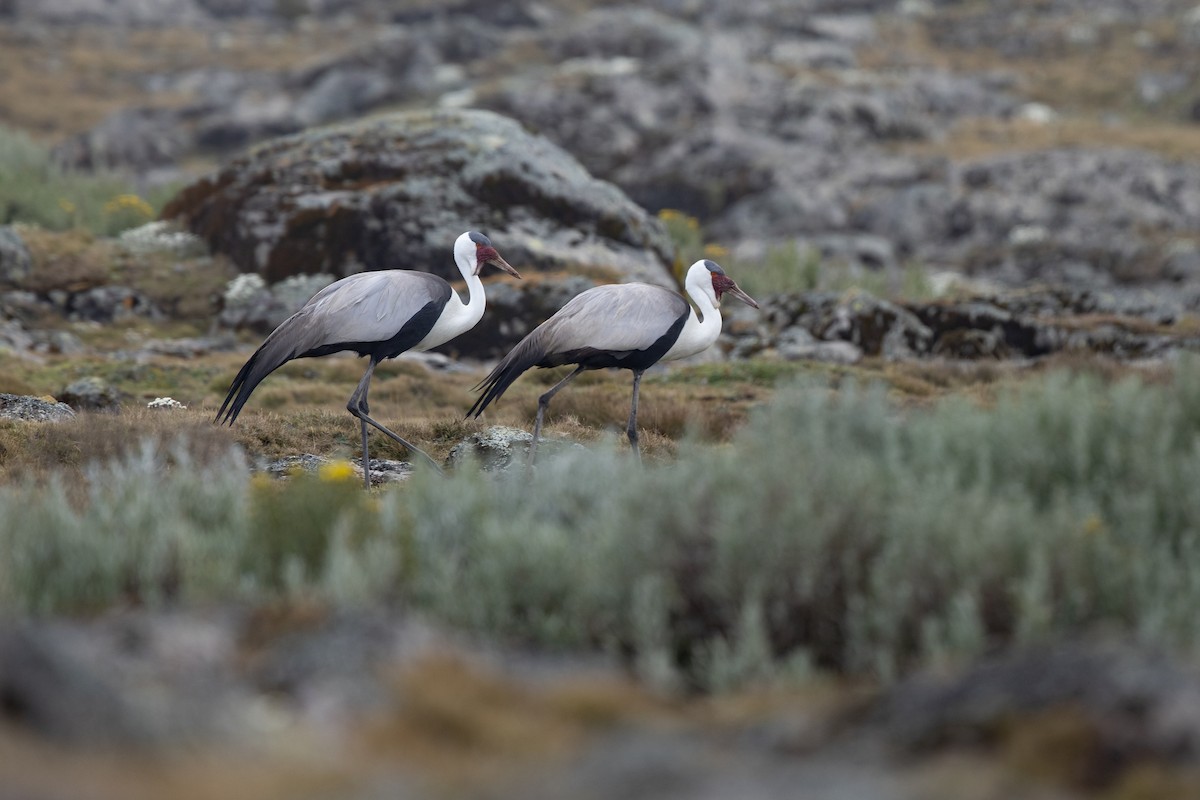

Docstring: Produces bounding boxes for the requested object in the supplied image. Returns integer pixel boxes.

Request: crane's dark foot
[627,429,641,461]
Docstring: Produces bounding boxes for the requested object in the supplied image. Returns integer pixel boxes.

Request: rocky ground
[4,1,1200,797]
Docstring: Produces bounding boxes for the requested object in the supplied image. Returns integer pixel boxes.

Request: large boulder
[162,109,674,286]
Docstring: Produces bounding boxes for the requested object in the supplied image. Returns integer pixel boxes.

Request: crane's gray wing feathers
[216,270,451,425]
[466,283,689,420]
[536,284,689,355]
[299,271,451,348]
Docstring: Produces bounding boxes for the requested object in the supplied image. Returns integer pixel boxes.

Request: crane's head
[456,231,522,279]
[690,259,759,309]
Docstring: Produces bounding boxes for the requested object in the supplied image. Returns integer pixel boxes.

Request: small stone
[353,458,412,485]
[447,426,534,472]
[263,453,332,479]
[147,397,187,410]
[1014,102,1058,125]
[1007,225,1049,247]
[896,0,934,18]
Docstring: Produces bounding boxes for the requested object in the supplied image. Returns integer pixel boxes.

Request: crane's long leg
[626,370,644,461]
[529,365,586,466]
[347,362,376,489]
[347,359,444,483]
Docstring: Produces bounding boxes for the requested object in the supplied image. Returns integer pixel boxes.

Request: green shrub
[393,365,1200,686]
[0,125,166,236]
[4,365,1200,690]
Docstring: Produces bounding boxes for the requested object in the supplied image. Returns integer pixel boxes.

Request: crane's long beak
[488,255,522,279]
[727,282,759,309]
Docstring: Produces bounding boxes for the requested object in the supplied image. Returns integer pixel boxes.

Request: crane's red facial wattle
[475,245,523,279]
[711,273,760,309]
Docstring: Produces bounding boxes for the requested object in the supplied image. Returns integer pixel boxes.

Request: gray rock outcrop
[164,109,674,286]
[0,227,32,287]
[59,377,122,412]
[0,393,76,422]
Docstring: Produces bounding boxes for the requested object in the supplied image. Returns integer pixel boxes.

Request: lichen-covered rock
[446,426,535,472]
[0,226,32,287]
[59,377,123,412]
[262,454,332,479]
[446,425,585,471]
[218,272,334,334]
[736,284,1200,364]
[260,453,411,486]
[773,327,864,364]
[804,292,933,359]
[117,221,207,258]
[354,458,412,486]
[0,393,76,422]
[66,286,162,324]
[163,108,674,286]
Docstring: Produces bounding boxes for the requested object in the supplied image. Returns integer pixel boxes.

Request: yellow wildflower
[703,243,730,259]
[250,473,276,492]
[1081,514,1105,536]
[58,198,77,215]
[319,460,358,483]
[102,194,154,219]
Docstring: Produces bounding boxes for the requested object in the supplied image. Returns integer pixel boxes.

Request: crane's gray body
[469,282,690,418]
[217,270,452,425]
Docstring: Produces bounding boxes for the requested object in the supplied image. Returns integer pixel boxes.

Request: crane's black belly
[538,313,686,372]
[298,301,442,362]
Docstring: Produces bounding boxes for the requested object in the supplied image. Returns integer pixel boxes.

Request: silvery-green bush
[4,366,1200,688]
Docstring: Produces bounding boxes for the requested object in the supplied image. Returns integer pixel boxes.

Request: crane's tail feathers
[467,336,545,419]
[214,336,297,426]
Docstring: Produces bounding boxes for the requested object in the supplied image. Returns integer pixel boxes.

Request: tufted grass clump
[4,364,1200,690]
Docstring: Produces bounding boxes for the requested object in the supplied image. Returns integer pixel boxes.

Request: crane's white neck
[662,283,723,361]
[413,256,485,351]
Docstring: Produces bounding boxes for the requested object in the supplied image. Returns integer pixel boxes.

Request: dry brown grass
[863,10,1200,163]
[0,333,1162,488]
[903,116,1200,163]
[0,23,379,139]
[0,407,236,487]
[16,225,113,294]
[866,12,1188,113]
[110,251,237,321]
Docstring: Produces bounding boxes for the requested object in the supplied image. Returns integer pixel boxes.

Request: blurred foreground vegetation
[3,363,1199,690]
